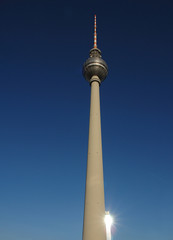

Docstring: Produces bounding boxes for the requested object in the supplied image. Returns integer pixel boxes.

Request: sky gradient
[0,1,173,240]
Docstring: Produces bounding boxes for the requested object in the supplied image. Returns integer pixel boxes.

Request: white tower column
[82,76,106,240]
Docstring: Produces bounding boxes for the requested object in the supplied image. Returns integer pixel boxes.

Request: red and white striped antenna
[94,14,97,48]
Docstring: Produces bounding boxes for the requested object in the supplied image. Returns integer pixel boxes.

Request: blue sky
[0,0,173,240]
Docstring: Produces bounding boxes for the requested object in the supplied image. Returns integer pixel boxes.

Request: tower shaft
[82,76,106,240]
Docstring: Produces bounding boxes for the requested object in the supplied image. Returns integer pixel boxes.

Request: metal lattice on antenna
[94,14,97,48]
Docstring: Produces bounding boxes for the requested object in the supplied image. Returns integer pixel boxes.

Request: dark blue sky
[0,1,173,240]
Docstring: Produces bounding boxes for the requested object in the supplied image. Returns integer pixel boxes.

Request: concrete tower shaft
[82,76,106,240]
[82,15,108,240]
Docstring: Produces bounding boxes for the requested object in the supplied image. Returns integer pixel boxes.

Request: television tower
[82,15,108,240]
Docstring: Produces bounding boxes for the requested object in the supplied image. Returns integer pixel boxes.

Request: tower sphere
[83,48,108,83]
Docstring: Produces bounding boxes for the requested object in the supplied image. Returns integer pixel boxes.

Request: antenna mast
[94,14,97,48]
